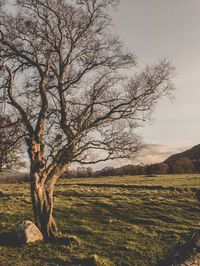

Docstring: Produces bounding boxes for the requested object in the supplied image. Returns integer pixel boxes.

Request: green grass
[0,174,200,265]
[65,174,200,188]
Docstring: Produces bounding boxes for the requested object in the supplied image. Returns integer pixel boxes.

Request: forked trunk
[28,138,71,240]
[30,172,58,240]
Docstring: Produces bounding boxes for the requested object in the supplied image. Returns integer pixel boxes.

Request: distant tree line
[63,156,200,178]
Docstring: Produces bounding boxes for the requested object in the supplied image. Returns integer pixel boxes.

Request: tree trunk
[30,172,58,240]
[27,139,71,240]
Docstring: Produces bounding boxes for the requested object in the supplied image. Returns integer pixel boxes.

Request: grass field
[0,174,200,265]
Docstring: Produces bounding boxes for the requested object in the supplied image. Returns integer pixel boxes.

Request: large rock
[13,220,43,244]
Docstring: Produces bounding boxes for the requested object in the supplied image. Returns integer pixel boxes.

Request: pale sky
[5,0,200,170]
[107,0,200,166]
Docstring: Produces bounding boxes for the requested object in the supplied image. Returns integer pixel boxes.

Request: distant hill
[164,144,200,163]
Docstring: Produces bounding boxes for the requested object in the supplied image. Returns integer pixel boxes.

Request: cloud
[93,143,188,170]
[125,144,187,165]
[99,144,188,170]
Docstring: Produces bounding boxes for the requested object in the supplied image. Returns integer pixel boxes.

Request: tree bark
[30,172,58,240]
[28,139,61,241]
[27,138,72,240]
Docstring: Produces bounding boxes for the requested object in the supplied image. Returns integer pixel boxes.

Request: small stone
[12,220,43,244]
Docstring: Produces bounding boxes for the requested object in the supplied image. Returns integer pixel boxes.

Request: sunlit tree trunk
[28,139,60,240]
[30,173,58,240]
[27,137,71,240]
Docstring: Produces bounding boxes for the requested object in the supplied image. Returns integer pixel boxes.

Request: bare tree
[0,0,175,240]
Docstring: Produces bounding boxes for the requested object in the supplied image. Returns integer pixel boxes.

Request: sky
[3,0,200,170]
[104,0,200,166]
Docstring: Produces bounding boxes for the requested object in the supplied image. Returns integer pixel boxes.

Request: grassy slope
[0,174,200,265]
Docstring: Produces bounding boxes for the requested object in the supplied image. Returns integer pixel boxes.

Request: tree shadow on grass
[43,256,98,266]
[156,231,200,266]
[51,235,81,247]
[70,257,98,265]
[0,231,20,247]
